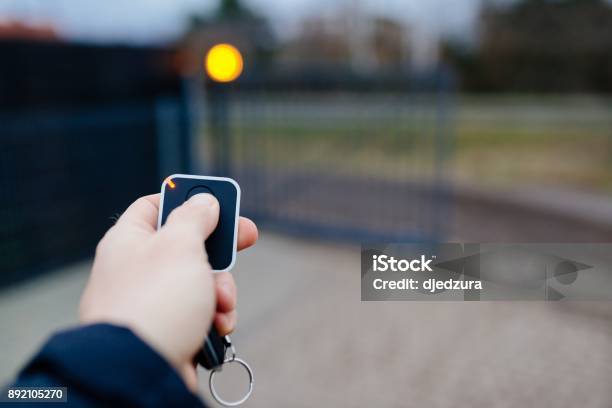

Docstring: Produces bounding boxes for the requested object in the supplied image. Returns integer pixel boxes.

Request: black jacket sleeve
[11,324,205,407]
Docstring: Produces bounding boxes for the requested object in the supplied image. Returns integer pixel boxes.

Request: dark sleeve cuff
[18,324,204,407]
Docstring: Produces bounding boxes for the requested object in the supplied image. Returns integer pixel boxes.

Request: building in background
[0,21,59,41]
[278,6,411,74]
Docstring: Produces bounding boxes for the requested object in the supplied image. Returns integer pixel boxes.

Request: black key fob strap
[196,326,228,370]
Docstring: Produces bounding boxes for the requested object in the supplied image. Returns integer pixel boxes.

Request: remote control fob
[158,174,241,369]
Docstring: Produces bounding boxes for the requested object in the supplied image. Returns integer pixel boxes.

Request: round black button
[186,186,214,201]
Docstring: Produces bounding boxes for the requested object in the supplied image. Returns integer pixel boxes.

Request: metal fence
[195,70,455,242]
[0,41,189,287]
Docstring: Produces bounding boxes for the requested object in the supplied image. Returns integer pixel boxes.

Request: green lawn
[200,94,612,191]
[453,95,612,190]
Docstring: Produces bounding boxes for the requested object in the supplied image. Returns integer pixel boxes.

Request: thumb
[163,193,220,241]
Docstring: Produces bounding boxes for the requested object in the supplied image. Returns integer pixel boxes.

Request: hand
[78,193,257,391]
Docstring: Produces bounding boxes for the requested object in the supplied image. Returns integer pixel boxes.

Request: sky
[0,0,483,44]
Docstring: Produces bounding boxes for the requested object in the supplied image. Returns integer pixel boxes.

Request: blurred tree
[442,0,612,93]
[215,0,253,20]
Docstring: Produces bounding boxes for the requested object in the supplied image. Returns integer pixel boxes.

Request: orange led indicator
[205,43,243,83]
[166,178,176,189]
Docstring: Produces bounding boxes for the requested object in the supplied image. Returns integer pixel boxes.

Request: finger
[180,362,199,393]
[116,194,160,233]
[214,310,237,336]
[237,217,258,251]
[215,272,236,313]
[163,193,220,241]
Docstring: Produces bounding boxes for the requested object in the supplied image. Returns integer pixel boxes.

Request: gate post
[206,81,231,177]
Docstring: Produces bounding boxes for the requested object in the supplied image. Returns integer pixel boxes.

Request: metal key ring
[209,358,254,407]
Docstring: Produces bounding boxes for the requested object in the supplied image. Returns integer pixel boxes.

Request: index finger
[238,217,258,251]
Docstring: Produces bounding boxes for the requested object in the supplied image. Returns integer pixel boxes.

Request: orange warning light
[205,43,243,83]
[165,178,176,189]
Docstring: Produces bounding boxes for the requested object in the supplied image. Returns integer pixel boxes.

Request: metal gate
[193,70,455,242]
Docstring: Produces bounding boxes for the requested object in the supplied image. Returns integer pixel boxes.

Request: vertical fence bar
[432,65,456,241]
[206,83,231,177]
